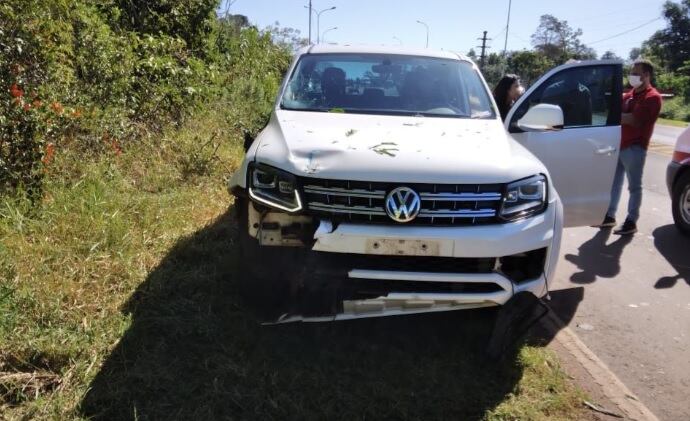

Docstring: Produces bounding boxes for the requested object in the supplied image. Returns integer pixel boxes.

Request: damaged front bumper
[275,270,548,323]
[241,196,562,323]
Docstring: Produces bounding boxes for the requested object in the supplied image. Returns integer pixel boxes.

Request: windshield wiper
[280,105,329,112]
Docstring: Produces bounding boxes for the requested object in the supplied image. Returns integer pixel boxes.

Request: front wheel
[672,171,690,236]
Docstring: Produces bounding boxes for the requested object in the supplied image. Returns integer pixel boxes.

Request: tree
[224,14,250,29]
[480,53,507,87]
[601,50,622,61]
[530,15,596,62]
[572,41,597,60]
[265,22,308,52]
[114,0,219,52]
[643,0,690,72]
[215,14,251,56]
[467,49,478,61]
[506,50,554,86]
[629,47,642,61]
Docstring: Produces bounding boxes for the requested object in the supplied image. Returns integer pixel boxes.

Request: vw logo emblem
[385,187,421,223]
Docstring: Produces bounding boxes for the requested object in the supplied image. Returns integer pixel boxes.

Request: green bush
[0,0,75,197]
[113,0,219,53]
[220,27,292,136]
[1,0,293,198]
[660,96,690,122]
[656,72,690,98]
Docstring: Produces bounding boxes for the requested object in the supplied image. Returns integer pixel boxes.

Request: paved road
[653,124,686,146]
[550,140,690,421]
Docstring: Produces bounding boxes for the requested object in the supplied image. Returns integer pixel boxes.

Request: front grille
[300,178,504,225]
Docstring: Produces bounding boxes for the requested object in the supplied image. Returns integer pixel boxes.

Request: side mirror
[517,104,564,132]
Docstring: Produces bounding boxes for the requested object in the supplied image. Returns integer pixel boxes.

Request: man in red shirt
[596,59,662,235]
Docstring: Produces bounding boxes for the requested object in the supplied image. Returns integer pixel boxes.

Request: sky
[220,0,670,59]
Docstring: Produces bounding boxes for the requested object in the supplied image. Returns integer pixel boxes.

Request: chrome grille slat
[301,178,503,226]
[309,203,387,216]
[419,209,496,218]
[419,192,502,201]
[304,185,386,199]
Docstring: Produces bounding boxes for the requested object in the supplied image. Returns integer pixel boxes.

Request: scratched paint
[369,142,400,157]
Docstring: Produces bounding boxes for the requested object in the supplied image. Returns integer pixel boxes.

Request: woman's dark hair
[493,74,520,121]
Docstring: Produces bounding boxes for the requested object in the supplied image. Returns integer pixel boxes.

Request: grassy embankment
[657,117,689,128]
[0,109,593,420]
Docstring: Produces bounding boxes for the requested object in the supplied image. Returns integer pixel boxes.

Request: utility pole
[477,31,491,70]
[308,0,312,44]
[503,0,512,56]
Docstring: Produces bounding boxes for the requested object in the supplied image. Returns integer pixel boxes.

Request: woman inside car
[493,74,524,121]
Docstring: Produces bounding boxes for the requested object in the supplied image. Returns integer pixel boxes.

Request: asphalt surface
[550,127,690,421]
[652,124,686,146]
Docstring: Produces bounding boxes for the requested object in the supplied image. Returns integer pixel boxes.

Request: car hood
[252,110,546,184]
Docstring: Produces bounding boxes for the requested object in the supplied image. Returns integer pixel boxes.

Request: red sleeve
[632,94,662,127]
[621,92,633,112]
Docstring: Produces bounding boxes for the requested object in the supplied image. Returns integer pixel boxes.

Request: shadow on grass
[80,207,579,420]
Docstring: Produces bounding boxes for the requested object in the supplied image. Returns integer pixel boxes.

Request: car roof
[297,44,471,62]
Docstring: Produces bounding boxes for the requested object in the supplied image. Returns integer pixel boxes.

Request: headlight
[500,175,547,221]
[248,164,302,212]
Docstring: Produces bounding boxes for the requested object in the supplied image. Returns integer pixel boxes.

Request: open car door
[506,60,623,227]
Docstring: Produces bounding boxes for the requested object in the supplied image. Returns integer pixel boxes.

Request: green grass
[658,118,689,128]
[1,110,589,420]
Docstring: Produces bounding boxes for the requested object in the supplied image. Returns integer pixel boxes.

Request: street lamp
[304,5,336,44]
[317,6,336,43]
[393,36,402,45]
[321,26,338,43]
[416,20,429,48]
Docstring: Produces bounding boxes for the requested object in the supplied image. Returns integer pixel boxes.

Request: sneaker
[592,215,616,228]
[614,220,637,235]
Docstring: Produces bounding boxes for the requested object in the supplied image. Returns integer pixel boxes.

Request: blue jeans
[606,145,647,223]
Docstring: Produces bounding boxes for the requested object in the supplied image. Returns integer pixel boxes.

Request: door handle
[595,146,617,155]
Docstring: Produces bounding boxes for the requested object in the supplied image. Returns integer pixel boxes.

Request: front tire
[672,171,690,236]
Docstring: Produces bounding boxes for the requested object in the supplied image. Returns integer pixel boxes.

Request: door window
[509,65,620,132]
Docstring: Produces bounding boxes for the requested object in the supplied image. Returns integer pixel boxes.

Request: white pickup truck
[230,44,623,322]
[667,125,690,235]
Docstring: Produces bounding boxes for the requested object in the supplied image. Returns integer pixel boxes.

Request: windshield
[280,53,496,118]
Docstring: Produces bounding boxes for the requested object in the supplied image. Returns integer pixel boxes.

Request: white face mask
[628,75,643,88]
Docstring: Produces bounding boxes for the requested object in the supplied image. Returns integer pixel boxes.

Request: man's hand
[622,113,636,127]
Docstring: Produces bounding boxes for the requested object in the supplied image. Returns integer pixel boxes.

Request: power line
[584,16,666,33]
[494,27,506,41]
[509,31,530,44]
[568,5,657,25]
[588,17,662,45]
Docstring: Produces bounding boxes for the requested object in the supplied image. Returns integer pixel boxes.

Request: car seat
[321,67,346,107]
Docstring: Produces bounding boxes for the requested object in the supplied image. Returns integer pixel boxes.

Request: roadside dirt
[548,336,626,420]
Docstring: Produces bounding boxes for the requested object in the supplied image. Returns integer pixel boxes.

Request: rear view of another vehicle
[667,126,690,235]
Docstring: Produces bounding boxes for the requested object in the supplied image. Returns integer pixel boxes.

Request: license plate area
[364,238,441,256]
